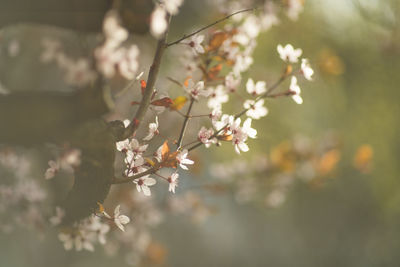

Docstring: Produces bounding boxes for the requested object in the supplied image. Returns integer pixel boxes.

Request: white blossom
[103,10,128,47]
[113,205,130,232]
[164,0,184,15]
[244,99,268,120]
[207,85,228,109]
[233,54,253,75]
[242,118,257,139]
[168,172,179,193]
[246,78,267,96]
[176,149,194,170]
[151,6,168,39]
[301,58,314,81]
[277,44,302,63]
[134,176,157,196]
[45,160,59,179]
[225,72,241,93]
[184,79,210,99]
[286,0,304,21]
[143,117,159,141]
[187,35,205,54]
[289,76,303,104]
[118,45,140,80]
[198,127,216,148]
[116,138,130,153]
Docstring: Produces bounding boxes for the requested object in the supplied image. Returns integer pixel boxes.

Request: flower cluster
[40,38,97,87]
[94,10,140,79]
[2,1,320,266]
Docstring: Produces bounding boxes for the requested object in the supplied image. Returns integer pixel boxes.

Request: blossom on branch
[289,76,303,104]
[244,99,268,120]
[301,58,314,81]
[184,79,210,99]
[277,44,302,63]
[246,78,267,96]
[113,205,131,232]
[176,149,194,170]
[168,172,179,193]
[134,176,157,196]
[143,117,159,141]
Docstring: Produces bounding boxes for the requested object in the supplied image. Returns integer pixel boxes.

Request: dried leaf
[96,202,105,213]
[151,97,174,107]
[207,32,229,51]
[161,140,170,161]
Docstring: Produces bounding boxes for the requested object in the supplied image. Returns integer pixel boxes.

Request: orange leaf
[170,96,187,111]
[183,76,192,87]
[206,64,223,81]
[217,133,232,141]
[161,141,170,161]
[208,32,229,51]
[96,202,105,213]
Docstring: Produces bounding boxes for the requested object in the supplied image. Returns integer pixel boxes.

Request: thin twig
[166,8,256,47]
[177,98,195,149]
[111,167,157,185]
[121,16,171,140]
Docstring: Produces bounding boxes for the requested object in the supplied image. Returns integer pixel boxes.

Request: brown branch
[166,8,256,47]
[176,98,195,149]
[121,16,171,140]
[111,167,158,185]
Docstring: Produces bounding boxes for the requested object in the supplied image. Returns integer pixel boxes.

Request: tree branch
[166,8,256,47]
[176,98,195,149]
[111,167,158,185]
[121,16,171,140]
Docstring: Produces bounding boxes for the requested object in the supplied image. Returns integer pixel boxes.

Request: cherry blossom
[207,85,229,109]
[87,217,110,245]
[49,206,65,226]
[45,160,59,179]
[277,44,302,63]
[244,99,268,120]
[233,54,253,75]
[168,172,179,193]
[176,149,194,170]
[301,58,314,81]
[289,76,303,104]
[286,0,304,21]
[113,205,131,232]
[225,72,241,93]
[150,6,168,38]
[198,127,216,148]
[133,176,157,196]
[246,78,267,96]
[103,10,128,47]
[186,35,205,54]
[125,156,147,175]
[164,0,184,15]
[242,118,257,139]
[184,79,210,99]
[143,117,159,141]
[118,45,140,80]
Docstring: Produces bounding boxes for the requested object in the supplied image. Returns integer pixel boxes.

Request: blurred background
[1,0,400,266]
